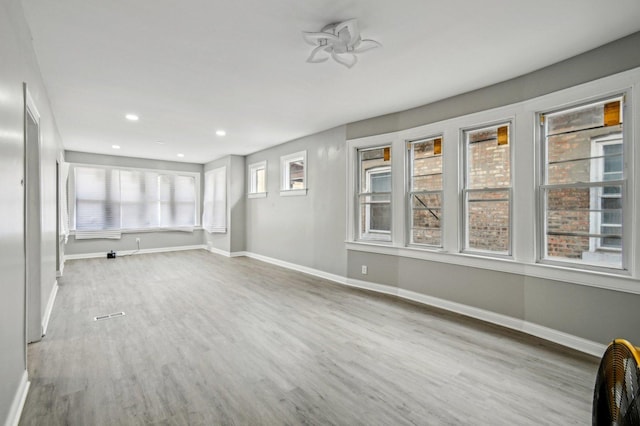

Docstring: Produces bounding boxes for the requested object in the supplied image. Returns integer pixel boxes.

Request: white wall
[0,0,64,423]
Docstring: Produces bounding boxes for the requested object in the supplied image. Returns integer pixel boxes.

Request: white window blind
[74,167,122,239]
[202,167,226,233]
[72,165,198,238]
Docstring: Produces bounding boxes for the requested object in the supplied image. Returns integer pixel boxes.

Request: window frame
[280,150,307,196]
[537,95,628,272]
[69,162,201,235]
[364,165,392,236]
[247,160,267,198]
[461,121,513,258]
[407,135,444,248]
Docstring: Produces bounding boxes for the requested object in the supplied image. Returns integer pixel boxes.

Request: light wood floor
[21,250,598,425]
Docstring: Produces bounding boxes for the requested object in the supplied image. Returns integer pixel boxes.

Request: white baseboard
[64,244,207,261]
[5,370,29,426]
[207,246,231,257]
[240,254,605,357]
[241,252,347,285]
[42,281,58,337]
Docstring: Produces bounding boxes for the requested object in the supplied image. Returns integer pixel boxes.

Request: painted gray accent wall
[203,155,245,254]
[347,31,640,139]
[0,0,64,422]
[345,33,640,346]
[245,126,347,277]
[64,151,205,256]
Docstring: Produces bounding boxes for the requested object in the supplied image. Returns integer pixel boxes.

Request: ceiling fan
[303,19,381,68]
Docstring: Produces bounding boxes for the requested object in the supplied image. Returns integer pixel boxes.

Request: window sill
[248,192,267,199]
[70,226,203,236]
[345,241,639,295]
[280,188,308,197]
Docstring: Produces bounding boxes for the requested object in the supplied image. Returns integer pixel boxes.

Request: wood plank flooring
[21,250,599,425]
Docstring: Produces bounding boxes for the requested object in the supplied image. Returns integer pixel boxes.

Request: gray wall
[203,155,245,254]
[348,31,640,139]
[64,151,204,256]
[245,126,347,277]
[345,32,640,346]
[0,0,63,422]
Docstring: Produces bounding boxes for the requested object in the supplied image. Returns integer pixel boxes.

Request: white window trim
[364,166,392,236]
[407,136,444,248]
[461,121,513,258]
[346,66,640,295]
[248,160,267,198]
[538,96,628,272]
[280,150,307,196]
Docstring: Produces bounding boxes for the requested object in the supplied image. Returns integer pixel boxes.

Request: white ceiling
[22,0,640,164]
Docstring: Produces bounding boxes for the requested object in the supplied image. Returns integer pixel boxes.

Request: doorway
[24,84,43,344]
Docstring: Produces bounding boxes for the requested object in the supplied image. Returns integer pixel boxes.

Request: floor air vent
[94,311,126,321]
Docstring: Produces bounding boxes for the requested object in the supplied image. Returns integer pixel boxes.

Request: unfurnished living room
[2,1,640,425]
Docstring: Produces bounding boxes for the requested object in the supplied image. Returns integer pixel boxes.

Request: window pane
[544,186,622,267]
[120,171,158,229]
[256,168,266,193]
[288,160,304,189]
[359,193,391,238]
[75,167,120,230]
[410,193,441,246]
[546,102,605,136]
[466,190,510,253]
[358,146,391,241]
[546,127,622,185]
[466,127,510,189]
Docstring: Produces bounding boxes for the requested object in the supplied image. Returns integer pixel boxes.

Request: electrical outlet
[361,265,368,275]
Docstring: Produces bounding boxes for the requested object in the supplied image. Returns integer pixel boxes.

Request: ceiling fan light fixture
[303,19,380,68]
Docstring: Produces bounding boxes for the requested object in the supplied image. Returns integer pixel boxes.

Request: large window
[463,123,512,255]
[73,165,199,237]
[357,146,392,241]
[540,96,625,269]
[408,136,443,247]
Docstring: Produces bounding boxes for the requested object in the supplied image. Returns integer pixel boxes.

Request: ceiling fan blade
[353,39,382,53]
[306,45,330,63]
[331,51,357,69]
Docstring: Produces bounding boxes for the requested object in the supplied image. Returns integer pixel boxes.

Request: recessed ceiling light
[216,129,226,137]
[125,114,139,121]
[177,153,184,158]
[112,145,120,149]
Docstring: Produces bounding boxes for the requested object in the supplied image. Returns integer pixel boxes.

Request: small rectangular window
[463,123,512,254]
[540,96,625,269]
[248,161,267,198]
[280,151,307,196]
[408,137,443,247]
[358,146,392,242]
